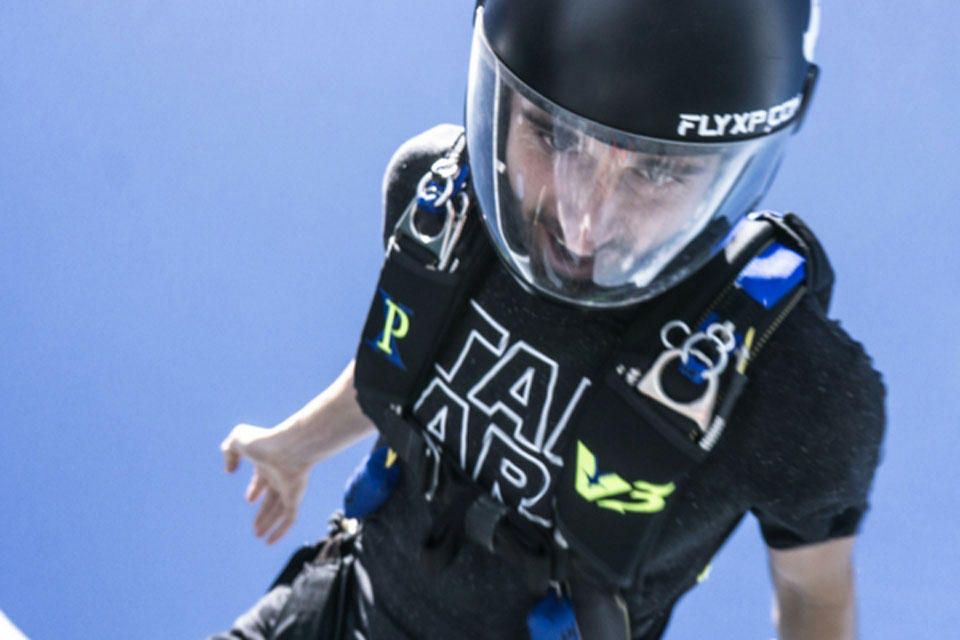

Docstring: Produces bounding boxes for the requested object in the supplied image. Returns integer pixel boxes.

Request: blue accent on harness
[677,313,743,385]
[527,591,581,640]
[736,242,806,309]
[343,446,401,519]
[417,165,470,215]
[678,357,709,385]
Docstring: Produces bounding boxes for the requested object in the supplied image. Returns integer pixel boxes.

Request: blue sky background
[1,2,957,638]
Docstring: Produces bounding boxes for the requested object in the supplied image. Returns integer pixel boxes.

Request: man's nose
[557,158,621,256]
[558,205,597,257]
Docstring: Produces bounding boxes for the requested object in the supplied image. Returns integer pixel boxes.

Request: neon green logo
[575,441,675,514]
[376,298,410,355]
[365,288,412,370]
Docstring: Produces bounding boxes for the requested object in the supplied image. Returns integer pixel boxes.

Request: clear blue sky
[1,2,957,638]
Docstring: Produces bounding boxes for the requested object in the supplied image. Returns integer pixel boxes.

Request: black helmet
[465,0,821,307]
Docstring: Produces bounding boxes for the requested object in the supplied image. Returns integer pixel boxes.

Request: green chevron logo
[575,441,675,514]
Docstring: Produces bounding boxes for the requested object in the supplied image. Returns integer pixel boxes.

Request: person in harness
[212,1,884,638]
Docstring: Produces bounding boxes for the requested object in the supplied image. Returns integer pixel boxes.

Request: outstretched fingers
[245,470,267,503]
[221,436,242,473]
[221,423,258,473]
[266,513,296,545]
[219,422,302,544]
[251,488,298,544]
[254,491,282,538]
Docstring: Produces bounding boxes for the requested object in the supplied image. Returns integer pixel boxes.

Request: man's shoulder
[756,293,884,426]
[380,125,464,248]
[382,124,464,193]
[740,292,885,487]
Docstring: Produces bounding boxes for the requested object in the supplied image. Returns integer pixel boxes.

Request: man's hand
[221,423,311,544]
[219,360,377,544]
[768,536,857,640]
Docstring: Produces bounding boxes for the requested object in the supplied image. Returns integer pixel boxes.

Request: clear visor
[466,20,793,307]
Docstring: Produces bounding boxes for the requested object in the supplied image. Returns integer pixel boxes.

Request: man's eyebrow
[520,106,567,133]
[521,106,625,149]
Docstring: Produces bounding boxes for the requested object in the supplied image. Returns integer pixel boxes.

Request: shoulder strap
[782,212,835,312]
[554,212,819,588]
[354,139,492,408]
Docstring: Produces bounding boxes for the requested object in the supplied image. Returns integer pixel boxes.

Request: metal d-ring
[660,320,691,349]
[638,348,719,432]
[680,332,729,380]
[416,171,455,216]
[430,156,461,181]
[707,321,736,353]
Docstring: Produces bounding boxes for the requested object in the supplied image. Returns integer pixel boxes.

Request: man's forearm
[273,360,376,468]
[774,582,856,640]
[771,549,857,640]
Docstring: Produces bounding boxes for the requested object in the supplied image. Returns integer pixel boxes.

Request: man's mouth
[532,222,596,283]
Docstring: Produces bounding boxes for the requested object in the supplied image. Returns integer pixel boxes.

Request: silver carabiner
[680,333,729,380]
[436,191,471,272]
[706,321,737,353]
[430,156,461,181]
[416,170,455,212]
[391,169,470,272]
[660,320,691,349]
[677,320,737,380]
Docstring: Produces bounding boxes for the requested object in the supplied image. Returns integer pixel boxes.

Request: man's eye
[631,158,706,186]
[538,127,579,152]
[631,163,681,186]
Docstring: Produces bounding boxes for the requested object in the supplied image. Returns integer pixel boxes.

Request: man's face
[504,96,721,288]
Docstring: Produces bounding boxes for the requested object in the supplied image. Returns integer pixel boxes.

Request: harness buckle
[463,493,510,553]
[422,437,442,502]
[389,135,471,272]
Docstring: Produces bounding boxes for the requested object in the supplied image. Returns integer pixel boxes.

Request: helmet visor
[466,19,793,307]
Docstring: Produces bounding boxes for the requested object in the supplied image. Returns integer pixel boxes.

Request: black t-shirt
[355,126,885,639]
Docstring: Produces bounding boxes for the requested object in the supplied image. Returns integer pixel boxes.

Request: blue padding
[679,356,709,385]
[735,242,806,309]
[343,446,400,519]
[527,592,580,640]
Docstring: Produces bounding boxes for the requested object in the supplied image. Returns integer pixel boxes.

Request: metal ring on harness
[660,320,691,349]
[706,321,737,353]
[680,332,729,380]
[416,171,455,215]
[430,156,461,181]
[638,348,720,432]
[394,170,471,273]
[438,191,471,271]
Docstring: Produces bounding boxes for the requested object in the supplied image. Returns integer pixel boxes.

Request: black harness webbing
[354,215,493,409]
[353,153,833,618]
[553,215,815,588]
